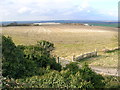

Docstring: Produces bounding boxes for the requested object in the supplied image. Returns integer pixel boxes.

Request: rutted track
[59,58,119,76]
[90,66,118,76]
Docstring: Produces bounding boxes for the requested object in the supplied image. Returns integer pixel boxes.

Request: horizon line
[1,19,118,22]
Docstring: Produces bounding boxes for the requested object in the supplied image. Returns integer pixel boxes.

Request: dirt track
[59,58,119,76]
[90,66,119,76]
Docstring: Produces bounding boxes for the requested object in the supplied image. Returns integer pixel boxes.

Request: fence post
[72,55,75,61]
[57,57,60,63]
[95,49,97,56]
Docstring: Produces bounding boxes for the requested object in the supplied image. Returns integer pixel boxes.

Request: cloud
[18,7,31,14]
[81,0,89,9]
[0,0,118,21]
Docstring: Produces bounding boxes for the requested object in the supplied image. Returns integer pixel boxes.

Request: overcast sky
[0,0,119,21]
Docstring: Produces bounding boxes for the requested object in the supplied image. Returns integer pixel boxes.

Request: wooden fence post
[72,55,75,61]
[57,57,60,63]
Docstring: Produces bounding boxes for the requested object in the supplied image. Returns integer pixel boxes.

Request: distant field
[2,24,118,67]
[89,23,118,28]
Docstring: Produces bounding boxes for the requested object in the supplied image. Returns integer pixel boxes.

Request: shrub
[3,63,106,88]
[19,42,61,71]
[104,76,120,88]
[2,36,37,79]
[37,40,55,53]
[80,63,105,88]
[14,71,67,88]
[68,72,94,88]
[63,62,105,88]
[64,62,79,74]
[2,36,61,79]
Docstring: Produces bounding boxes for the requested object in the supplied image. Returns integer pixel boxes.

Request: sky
[0,0,119,21]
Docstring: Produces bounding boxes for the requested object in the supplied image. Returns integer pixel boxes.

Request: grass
[2,25,118,68]
[104,75,120,88]
[77,50,119,68]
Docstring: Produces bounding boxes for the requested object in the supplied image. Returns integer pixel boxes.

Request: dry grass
[2,25,118,67]
[77,50,119,68]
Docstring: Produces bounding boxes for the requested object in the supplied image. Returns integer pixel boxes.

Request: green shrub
[2,36,37,79]
[2,77,23,89]
[3,63,106,88]
[19,42,61,71]
[64,62,79,74]
[80,63,105,88]
[37,40,55,53]
[63,62,105,88]
[104,76,120,88]
[14,71,67,88]
[2,36,61,79]
[68,72,94,88]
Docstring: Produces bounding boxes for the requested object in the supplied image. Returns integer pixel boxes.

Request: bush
[11,71,67,88]
[80,63,105,88]
[4,70,93,88]
[104,76,120,88]
[68,72,94,88]
[63,63,105,88]
[37,40,55,53]
[2,36,61,79]
[2,36,37,79]
[64,62,79,74]
[19,41,61,71]
[3,63,106,88]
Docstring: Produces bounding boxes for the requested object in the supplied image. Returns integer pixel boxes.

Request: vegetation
[2,22,31,27]
[2,36,119,89]
[2,36,61,79]
[2,63,106,88]
[2,36,37,78]
[104,76,120,88]
[77,50,119,68]
[3,62,119,89]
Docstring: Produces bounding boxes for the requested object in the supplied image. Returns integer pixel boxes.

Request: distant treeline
[2,22,32,27]
[1,21,119,28]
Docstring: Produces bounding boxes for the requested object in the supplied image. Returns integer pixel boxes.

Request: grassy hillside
[2,25,118,68]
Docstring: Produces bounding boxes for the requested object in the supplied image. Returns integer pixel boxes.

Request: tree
[7,22,18,26]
